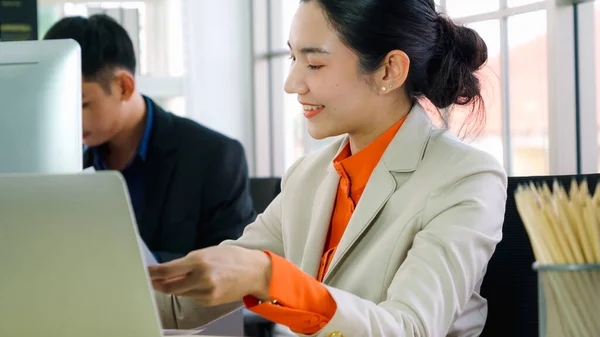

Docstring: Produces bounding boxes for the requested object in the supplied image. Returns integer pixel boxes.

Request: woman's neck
[347,98,413,154]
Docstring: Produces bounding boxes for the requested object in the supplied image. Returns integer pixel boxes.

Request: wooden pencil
[515,180,600,336]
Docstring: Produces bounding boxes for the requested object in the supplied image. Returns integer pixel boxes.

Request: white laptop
[0,172,178,336]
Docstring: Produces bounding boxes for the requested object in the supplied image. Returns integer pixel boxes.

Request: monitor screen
[0,39,82,174]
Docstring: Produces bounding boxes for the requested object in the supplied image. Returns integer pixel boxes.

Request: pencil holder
[534,263,600,337]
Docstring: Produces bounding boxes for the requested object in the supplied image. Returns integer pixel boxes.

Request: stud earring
[381,87,387,92]
[389,84,393,88]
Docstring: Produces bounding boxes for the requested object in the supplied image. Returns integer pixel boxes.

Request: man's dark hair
[44,14,136,92]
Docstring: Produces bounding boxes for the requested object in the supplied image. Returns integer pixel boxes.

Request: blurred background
[6,0,600,177]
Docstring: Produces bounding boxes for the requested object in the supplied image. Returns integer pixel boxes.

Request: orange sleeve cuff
[243,251,337,335]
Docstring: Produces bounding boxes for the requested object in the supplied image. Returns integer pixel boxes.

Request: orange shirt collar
[333,115,408,192]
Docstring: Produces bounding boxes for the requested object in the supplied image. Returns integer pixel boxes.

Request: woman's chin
[306,125,337,140]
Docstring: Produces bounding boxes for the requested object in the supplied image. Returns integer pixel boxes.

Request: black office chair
[249,177,282,214]
[244,177,282,337]
[480,174,600,337]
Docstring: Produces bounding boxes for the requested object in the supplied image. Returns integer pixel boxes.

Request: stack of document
[139,230,207,335]
[162,327,205,335]
[138,235,158,267]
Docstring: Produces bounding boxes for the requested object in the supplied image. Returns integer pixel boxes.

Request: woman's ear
[378,50,410,94]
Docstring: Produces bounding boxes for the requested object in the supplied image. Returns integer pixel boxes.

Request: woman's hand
[148,245,272,306]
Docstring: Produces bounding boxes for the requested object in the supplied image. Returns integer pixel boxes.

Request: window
[576,0,600,172]
[451,2,551,176]
[446,0,499,18]
[596,1,600,171]
[464,20,504,166]
[507,10,549,175]
[594,0,600,171]
[507,0,544,7]
[569,0,600,174]
[252,0,303,176]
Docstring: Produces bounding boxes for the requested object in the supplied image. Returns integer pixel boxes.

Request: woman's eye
[308,65,323,70]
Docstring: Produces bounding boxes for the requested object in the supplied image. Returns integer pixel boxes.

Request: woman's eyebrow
[287,41,330,55]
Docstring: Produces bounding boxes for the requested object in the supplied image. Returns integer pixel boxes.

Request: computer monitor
[0,39,82,174]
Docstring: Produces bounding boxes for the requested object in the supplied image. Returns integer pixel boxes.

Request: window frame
[435,0,579,176]
[572,0,599,174]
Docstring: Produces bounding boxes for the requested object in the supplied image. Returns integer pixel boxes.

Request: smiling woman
[151,1,507,336]
[285,0,487,151]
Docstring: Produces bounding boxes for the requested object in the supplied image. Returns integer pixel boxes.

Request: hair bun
[422,15,489,111]
[436,16,487,72]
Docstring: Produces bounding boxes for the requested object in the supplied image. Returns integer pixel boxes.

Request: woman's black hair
[300,0,488,136]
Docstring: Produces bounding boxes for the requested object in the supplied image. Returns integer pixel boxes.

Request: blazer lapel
[323,163,396,281]
[299,168,340,277]
[322,104,434,281]
[139,100,177,243]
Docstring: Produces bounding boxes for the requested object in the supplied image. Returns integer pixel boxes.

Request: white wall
[181,0,256,175]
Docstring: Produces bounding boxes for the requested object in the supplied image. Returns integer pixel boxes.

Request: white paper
[82,166,96,173]
[160,308,243,336]
[161,328,205,335]
[138,235,158,267]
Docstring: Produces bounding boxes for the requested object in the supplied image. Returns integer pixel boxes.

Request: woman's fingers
[148,256,195,281]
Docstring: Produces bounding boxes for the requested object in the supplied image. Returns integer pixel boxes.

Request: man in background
[44,14,256,262]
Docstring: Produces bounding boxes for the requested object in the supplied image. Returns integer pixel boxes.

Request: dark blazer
[84,99,257,262]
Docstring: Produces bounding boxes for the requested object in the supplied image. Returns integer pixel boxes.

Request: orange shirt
[244,116,407,335]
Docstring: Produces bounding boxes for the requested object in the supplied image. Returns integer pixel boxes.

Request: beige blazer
[156,103,508,337]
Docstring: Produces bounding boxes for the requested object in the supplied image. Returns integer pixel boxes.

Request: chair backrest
[249,177,282,214]
[480,174,600,337]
